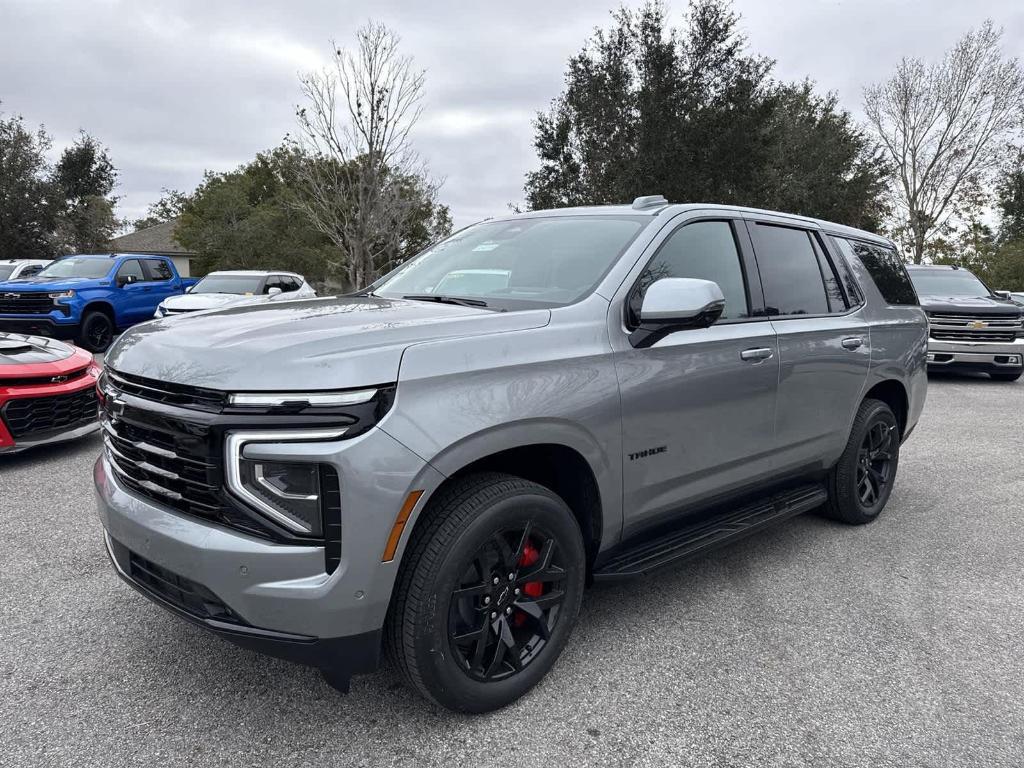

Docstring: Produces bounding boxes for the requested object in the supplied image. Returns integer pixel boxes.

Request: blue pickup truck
[0,253,197,352]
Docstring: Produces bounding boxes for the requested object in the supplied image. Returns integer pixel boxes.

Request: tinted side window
[143,259,174,281]
[116,259,145,282]
[279,276,301,292]
[629,220,749,324]
[749,224,829,316]
[21,265,43,277]
[834,238,918,306]
[264,276,283,294]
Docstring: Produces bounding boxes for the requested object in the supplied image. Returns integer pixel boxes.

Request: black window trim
[822,233,866,308]
[624,215,767,330]
[743,220,867,322]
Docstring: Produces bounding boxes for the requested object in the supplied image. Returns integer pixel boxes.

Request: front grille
[1,387,97,439]
[0,367,89,388]
[128,550,245,624]
[0,293,56,314]
[930,329,1018,342]
[103,418,225,520]
[106,369,226,412]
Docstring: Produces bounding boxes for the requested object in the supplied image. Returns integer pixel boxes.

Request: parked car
[95,197,927,712]
[0,332,101,454]
[0,259,51,282]
[0,254,197,353]
[154,270,316,317]
[905,265,1024,382]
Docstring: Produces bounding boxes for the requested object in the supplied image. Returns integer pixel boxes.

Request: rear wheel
[386,473,585,713]
[990,371,1021,382]
[78,310,114,353]
[824,398,900,525]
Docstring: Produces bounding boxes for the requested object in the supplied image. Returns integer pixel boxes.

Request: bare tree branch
[293,22,442,289]
[864,20,1024,262]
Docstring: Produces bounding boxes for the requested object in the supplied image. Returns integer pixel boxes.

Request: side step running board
[593,484,827,580]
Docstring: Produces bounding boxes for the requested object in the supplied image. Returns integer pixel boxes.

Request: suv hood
[106,295,550,391]
[918,294,1022,317]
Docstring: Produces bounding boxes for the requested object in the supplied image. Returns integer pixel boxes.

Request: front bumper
[93,423,443,676]
[0,419,99,454]
[926,336,1024,371]
[0,316,78,339]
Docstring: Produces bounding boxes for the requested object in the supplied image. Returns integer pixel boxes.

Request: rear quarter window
[833,237,918,306]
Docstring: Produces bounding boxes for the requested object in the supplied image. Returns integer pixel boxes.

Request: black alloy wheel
[448,522,567,681]
[856,420,895,508]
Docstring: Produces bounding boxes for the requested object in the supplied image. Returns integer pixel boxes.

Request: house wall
[168,255,194,277]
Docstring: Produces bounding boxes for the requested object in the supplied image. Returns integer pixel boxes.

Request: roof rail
[632,195,669,210]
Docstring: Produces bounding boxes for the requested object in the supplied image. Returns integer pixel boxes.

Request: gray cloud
[1,0,1020,228]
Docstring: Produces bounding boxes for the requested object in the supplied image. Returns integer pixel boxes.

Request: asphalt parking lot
[1,373,1022,768]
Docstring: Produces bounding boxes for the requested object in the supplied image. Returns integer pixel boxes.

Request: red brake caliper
[515,540,543,626]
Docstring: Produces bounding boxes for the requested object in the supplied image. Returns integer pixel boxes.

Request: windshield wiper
[402,294,488,307]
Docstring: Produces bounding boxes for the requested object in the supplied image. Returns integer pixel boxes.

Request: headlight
[228,389,377,408]
[49,290,75,299]
[155,305,167,318]
[224,429,346,536]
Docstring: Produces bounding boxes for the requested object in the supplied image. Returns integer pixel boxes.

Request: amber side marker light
[382,490,424,562]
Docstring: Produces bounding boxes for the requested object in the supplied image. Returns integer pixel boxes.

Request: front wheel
[824,398,900,525]
[386,473,585,713]
[77,310,114,353]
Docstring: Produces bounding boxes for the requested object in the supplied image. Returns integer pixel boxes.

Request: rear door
[613,214,780,537]
[744,218,870,474]
[141,258,180,308]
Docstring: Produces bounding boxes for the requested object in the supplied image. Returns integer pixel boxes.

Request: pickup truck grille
[0,293,55,314]
[928,312,1022,343]
[1,388,98,439]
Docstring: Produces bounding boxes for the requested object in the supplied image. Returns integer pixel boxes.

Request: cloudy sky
[2,0,1021,228]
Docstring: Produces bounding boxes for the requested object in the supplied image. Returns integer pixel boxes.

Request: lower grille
[128,550,244,624]
[1,387,98,439]
[0,293,56,314]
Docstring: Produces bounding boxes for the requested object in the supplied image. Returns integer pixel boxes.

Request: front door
[115,259,150,325]
[613,216,780,538]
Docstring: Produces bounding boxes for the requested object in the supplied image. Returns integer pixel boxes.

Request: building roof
[109,219,194,256]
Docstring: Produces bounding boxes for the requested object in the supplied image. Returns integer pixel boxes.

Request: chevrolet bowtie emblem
[968,320,987,329]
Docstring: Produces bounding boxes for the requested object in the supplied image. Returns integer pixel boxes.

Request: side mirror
[267,286,283,297]
[630,278,726,348]
[117,274,137,288]
[993,290,1011,300]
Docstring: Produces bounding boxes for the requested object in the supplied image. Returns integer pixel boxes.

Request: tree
[51,132,120,253]
[130,188,188,231]
[175,146,338,283]
[525,0,888,230]
[0,112,58,260]
[864,21,1024,263]
[294,23,451,290]
[995,147,1024,243]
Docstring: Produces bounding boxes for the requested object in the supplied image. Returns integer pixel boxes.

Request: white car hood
[161,293,255,312]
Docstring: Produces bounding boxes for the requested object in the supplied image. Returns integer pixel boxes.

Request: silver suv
[94,197,927,712]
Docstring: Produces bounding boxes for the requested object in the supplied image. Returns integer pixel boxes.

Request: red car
[0,332,101,454]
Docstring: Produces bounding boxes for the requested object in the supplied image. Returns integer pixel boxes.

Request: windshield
[37,257,113,279]
[908,269,991,297]
[374,215,649,309]
[191,275,265,295]
[0,265,15,281]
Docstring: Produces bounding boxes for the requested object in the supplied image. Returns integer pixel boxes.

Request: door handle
[740,347,774,362]
[841,337,863,350]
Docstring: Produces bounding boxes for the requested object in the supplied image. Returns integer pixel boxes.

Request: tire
[385,472,586,713]
[77,310,114,353]
[823,398,900,525]
[990,371,1021,382]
